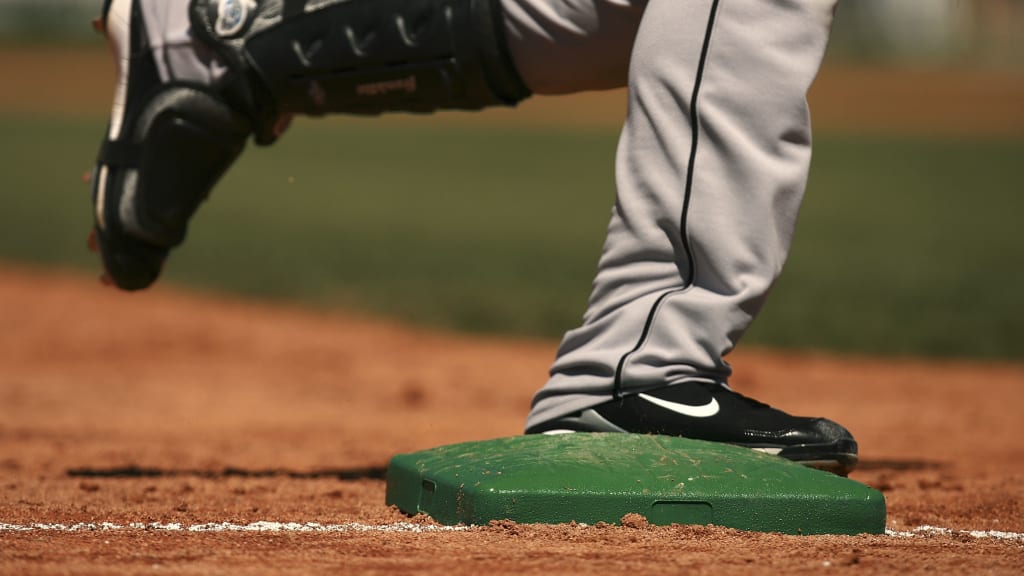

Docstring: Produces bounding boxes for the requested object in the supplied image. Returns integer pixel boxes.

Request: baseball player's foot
[526,382,858,476]
[90,0,251,290]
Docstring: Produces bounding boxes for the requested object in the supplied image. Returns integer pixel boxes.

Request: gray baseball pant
[505,0,838,429]
[141,0,838,428]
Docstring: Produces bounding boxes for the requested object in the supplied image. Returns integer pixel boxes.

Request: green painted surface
[386,434,885,535]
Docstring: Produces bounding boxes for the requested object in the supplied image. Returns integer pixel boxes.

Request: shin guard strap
[192,0,530,138]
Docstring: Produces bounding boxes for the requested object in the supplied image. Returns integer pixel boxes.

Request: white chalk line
[0,521,469,534]
[884,525,1024,543]
[0,521,1021,541]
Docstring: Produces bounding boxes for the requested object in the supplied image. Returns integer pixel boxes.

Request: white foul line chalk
[0,521,469,534]
[0,521,1020,541]
[885,525,1023,542]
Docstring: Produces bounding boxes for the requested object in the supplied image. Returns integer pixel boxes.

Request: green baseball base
[385,434,885,535]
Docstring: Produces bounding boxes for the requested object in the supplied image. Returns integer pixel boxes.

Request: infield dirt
[1,264,1021,574]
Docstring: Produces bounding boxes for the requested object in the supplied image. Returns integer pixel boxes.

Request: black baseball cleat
[90,0,251,290]
[526,381,859,476]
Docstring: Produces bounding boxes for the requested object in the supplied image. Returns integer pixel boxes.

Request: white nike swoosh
[638,393,720,418]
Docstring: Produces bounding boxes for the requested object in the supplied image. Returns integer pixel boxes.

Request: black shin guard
[190,0,531,144]
[95,86,251,290]
[93,0,252,291]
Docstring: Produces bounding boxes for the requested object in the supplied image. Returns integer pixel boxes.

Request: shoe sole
[768,440,859,477]
[531,409,858,476]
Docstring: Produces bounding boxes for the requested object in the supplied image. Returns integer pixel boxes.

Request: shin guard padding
[95,87,250,290]
[191,0,530,142]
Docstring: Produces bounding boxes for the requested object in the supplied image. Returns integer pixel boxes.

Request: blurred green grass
[1,114,1021,360]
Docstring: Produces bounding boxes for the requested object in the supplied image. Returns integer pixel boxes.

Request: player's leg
[92,0,644,290]
[525,0,858,475]
[91,0,252,289]
[93,0,545,290]
[502,0,646,94]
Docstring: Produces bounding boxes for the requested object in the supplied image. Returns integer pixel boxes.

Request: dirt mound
[1,264,1021,574]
